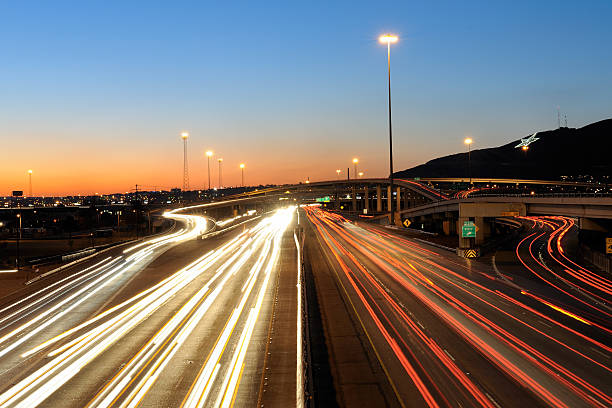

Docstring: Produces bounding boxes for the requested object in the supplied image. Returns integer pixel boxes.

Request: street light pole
[206,151,213,190]
[28,170,33,197]
[16,213,21,271]
[218,158,223,188]
[464,138,473,185]
[240,163,245,187]
[379,34,398,225]
[352,158,358,180]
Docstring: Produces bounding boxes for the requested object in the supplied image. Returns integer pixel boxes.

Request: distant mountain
[395,119,612,181]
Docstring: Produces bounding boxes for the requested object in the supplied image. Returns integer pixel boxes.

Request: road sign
[462,221,476,238]
[403,219,411,228]
[606,238,612,254]
[465,249,478,258]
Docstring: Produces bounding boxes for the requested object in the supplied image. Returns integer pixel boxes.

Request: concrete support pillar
[475,217,490,245]
[376,185,382,212]
[396,187,401,212]
[387,186,392,214]
[364,187,369,212]
[351,185,357,212]
[335,185,340,210]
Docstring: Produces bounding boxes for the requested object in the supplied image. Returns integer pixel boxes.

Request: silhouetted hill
[395,119,612,181]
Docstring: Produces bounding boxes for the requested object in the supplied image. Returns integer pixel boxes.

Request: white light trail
[0,206,295,408]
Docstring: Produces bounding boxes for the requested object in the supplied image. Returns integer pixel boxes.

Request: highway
[304,206,611,408]
[0,206,298,407]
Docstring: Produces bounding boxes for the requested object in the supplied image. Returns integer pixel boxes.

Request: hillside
[395,119,612,181]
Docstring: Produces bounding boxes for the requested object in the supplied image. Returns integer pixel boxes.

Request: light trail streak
[305,206,612,408]
[182,208,292,408]
[0,206,294,408]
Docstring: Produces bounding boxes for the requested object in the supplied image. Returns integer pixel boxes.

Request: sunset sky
[1,1,611,196]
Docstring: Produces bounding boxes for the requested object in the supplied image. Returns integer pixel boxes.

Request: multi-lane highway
[0,206,299,407]
[1,201,610,408]
[304,206,611,408]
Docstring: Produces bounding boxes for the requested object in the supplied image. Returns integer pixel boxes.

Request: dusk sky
[1,1,611,196]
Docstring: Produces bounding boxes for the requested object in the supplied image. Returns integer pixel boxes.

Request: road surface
[0,207,299,408]
[304,206,611,408]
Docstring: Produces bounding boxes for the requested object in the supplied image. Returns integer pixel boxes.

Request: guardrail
[457,192,612,199]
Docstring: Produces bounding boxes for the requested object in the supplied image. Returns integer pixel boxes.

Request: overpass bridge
[168,178,611,258]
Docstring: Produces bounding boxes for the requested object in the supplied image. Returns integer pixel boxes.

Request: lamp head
[180,131,189,140]
[464,138,473,145]
[379,34,399,44]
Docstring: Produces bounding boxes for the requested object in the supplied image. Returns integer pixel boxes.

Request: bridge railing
[455,192,612,199]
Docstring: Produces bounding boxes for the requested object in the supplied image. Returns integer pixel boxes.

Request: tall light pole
[464,137,473,185]
[218,158,223,188]
[352,158,359,180]
[336,169,341,180]
[16,213,21,270]
[379,33,399,225]
[27,169,33,197]
[206,150,213,190]
[181,132,190,191]
[240,163,245,187]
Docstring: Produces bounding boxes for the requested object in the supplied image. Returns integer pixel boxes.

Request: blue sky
[1,1,611,194]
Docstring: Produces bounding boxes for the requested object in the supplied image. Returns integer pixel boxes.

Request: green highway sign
[315,196,331,203]
[462,221,477,238]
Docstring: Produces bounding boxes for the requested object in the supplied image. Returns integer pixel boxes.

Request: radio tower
[564,114,568,127]
[557,106,561,129]
[181,132,190,191]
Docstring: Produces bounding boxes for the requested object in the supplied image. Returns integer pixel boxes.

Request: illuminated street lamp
[379,33,399,225]
[464,137,473,184]
[218,158,223,188]
[358,171,364,178]
[206,150,213,190]
[352,158,359,179]
[522,145,529,151]
[336,169,341,180]
[239,163,245,187]
[27,169,33,197]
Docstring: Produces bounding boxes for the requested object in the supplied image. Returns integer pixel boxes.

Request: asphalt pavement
[0,207,300,408]
[303,206,611,408]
